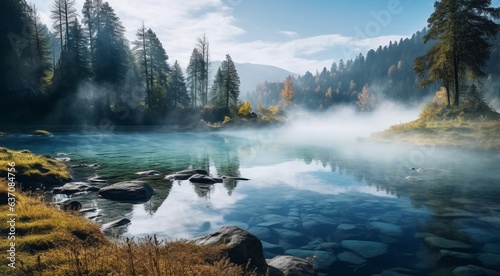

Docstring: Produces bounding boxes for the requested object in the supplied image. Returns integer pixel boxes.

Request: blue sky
[30,0,498,74]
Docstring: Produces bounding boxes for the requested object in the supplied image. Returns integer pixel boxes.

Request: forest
[1,0,500,126]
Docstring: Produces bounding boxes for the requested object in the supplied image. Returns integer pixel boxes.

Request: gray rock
[222,175,250,181]
[134,170,161,176]
[262,241,284,255]
[267,255,316,276]
[98,181,155,201]
[337,251,366,265]
[452,265,500,276]
[164,169,208,180]
[369,221,403,238]
[478,254,500,269]
[438,249,478,266]
[188,174,218,184]
[484,243,500,254]
[88,177,107,183]
[284,249,337,268]
[424,236,472,251]
[249,226,275,241]
[53,182,100,194]
[337,224,357,232]
[177,169,208,175]
[276,229,306,245]
[341,240,388,259]
[101,218,131,230]
[194,226,268,274]
[458,228,496,245]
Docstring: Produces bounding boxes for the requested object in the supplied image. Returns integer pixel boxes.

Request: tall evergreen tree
[196,34,210,106]
[93,2,129,112]
[82,0,102,68]
[132,23,151,107]
[414,0,500,106]
[216,54,240,110]
[50,0,77,52]
[187,48,204,108]
[210,68,225,107]
[169,60,190,108]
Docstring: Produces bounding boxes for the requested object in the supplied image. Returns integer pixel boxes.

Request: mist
[276,101,423,147]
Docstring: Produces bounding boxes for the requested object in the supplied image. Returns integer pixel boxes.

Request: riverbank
[0,147,313,275]
[366,102,500,151]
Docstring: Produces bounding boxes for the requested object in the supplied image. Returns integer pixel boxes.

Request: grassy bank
[0,148,253,275]
[0,147,71,190]
[368,101,500,150]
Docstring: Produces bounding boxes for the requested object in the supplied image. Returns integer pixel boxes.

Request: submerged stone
[248,226,275,241]
[369,221,403,238]
[438,249,478,266]
[452,265,500,276]
[337,251,366,265]
[276,228,306,245]
[341,240,388,259]
[284,249,337,268]
[267,255,316,276]
[478,254,500,269]
[424,236,472,251]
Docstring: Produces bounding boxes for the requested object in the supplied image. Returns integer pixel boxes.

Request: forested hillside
[2,0,499,126]
[246,29,500,111]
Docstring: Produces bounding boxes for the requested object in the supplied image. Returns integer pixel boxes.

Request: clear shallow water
[2,129,500,275]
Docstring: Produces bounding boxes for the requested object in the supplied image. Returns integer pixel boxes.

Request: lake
[2,127,500,275]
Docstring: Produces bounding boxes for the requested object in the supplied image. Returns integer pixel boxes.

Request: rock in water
[341,240,388,259]
[267,255,316,276]
[61,200,82,211]
[424,236,472,251]
[52,182,100,194]
[164,169,208,180]
[188,174,217,184]
[193,226,268,274]
[98,181,155,201]
[101,218,131,230]
[135,170,161,176]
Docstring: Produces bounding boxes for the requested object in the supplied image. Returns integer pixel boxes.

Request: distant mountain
[210,61,298,96]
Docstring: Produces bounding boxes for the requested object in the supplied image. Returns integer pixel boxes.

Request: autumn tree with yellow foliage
[280,75,295,107]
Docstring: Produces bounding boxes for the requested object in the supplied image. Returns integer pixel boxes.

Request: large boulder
[193,226,268,274]
[267,255,316,276]
[98,181,155,201]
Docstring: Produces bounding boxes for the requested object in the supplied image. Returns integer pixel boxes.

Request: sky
[29,0,498,75]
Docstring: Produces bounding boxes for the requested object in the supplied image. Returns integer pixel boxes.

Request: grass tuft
[0,147,71,190]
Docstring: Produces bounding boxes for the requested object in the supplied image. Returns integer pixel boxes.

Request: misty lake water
[2,127,500,275]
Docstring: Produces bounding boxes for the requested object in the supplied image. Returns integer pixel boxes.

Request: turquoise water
[2,129,500,275]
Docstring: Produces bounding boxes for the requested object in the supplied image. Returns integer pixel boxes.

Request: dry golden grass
[0,147,71,190]
[368,101,500,150]
[0,181,254,276]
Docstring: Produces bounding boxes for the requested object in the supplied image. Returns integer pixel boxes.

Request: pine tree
[93,2,129,113]
[414,0,500,106]
[169,60,190,108]
[187,48,204,108]
[196,34,210,106]
[132,22,151,107]
[220,54,240,110]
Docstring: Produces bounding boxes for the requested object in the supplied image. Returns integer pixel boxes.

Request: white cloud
[277,30,299,38]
